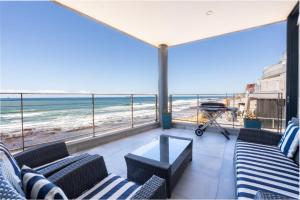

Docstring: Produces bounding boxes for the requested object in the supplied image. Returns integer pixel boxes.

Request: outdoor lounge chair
[0,141,167,199]
[234,117,299,200]
[47,154,167,199]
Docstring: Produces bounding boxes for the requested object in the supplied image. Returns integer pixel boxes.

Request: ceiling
[55,0,298,48]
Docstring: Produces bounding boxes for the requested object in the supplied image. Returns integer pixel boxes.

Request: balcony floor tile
[79,128,237,199]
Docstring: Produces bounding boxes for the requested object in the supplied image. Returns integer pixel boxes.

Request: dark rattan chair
[48,154,167,199]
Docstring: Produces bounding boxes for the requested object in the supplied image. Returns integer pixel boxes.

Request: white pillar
[158,44,168,128]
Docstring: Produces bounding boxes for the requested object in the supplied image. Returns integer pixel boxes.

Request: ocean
[0,95,225,137]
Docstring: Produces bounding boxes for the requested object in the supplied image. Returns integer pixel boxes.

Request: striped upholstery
[21,165,67,200]
[78,174,141,200]
[278,122,299,158]
[235,141,299,200]
[0,142,23,194]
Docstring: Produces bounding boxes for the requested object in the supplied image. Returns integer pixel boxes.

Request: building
[256,53,286,98]
[245,53,287,129]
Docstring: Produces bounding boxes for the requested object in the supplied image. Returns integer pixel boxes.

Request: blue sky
[0,1,286,94]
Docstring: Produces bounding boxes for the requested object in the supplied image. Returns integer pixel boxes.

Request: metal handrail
[0,92,158,151]
[0,92,157,95]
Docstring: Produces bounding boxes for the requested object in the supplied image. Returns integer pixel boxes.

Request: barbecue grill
[195,102,237,140]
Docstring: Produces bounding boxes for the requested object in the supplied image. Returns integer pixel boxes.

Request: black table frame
[124,135,193,198]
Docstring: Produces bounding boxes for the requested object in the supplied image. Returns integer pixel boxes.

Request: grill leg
[207,111,230,140]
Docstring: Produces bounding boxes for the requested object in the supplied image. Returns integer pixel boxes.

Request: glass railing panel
[171,95,198,124]
[21,93,94,148]
[93,94,132,135]
[132,95,157,127]
[0,93,23,150]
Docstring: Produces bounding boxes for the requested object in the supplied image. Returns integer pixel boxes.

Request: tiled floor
[78,128,238,199]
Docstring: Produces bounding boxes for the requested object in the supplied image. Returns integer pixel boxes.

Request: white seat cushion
[78,174,141,200]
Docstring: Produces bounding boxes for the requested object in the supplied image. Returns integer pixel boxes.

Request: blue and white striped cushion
[21,165,67,200]
[78,174,141,200]
[278,123,299,158]
[0,142,23,194]
[235,141,299,200]
[278,121,294,145]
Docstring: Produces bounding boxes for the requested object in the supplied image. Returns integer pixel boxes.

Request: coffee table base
[125,135,193,197]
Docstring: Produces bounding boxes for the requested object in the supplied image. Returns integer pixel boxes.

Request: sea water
[0,95,223,137]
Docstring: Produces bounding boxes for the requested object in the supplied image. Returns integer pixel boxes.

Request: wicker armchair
[48,154,167,199]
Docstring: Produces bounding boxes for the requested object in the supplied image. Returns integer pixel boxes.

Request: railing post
[196,95,199,125]
[280,93,283,133]
[20,93,25,151]
[92,94,95,137]
[277,93,280,133]
[131,94,134,128]
[155,94,158,122]
[232,94,235,128]
[169,95,172,113]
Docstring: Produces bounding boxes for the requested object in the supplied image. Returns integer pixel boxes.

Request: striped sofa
[235,128,299,200]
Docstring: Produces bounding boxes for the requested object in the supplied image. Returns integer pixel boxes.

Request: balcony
[0,1,299,199]
[0,91,291,198]
[1,91,298,199]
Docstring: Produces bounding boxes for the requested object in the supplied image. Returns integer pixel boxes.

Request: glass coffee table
[124,134,193,197]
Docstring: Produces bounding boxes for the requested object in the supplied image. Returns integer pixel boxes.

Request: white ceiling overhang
[54,0,298,47]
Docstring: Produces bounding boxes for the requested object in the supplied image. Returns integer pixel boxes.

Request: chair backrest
[14,142,69,168]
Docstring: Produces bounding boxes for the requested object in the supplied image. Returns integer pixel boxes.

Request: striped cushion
[21,165,67,200]
[78,174,141,200]
[235,141,299,200]
[278,123,299,158]
[0,142,23,194]
[278,120,296,145]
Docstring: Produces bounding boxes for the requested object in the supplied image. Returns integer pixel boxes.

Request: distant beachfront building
[255,53,286,98]
[243,53,286,130]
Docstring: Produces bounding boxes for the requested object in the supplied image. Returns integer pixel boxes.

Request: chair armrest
[48,154,108,199]
[37,153,90,177]
[131,175,167,199]
[14,142,69,168]
[254,191,294,200]
[238,128,282,146]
